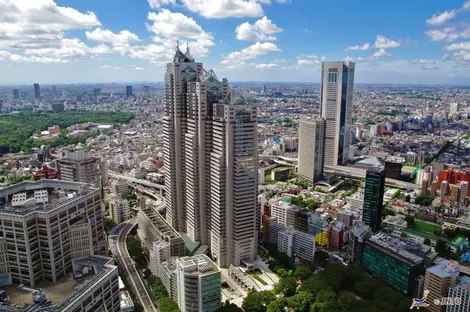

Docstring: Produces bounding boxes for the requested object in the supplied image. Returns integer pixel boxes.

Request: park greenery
[144,273,181,312]
[289,181,313,189]
[414,192,433,206]
[0,110,134,153]
[291,195,319,210]
[242,263,413,312]
[126,236,149,266]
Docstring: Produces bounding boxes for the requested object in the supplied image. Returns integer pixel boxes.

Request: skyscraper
[210,95,258,267]
[94,88,101,96]
[126,85,133,98]
[143,85,150,96]
[363,167,385,232]
[33,83,41,100]
[163,44,258,268]
[320,61,355,167]
[298,117,326,183]
[12,89,19,99]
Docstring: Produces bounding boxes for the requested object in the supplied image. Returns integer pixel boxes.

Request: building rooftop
[427,260,460,279]
[367,232,424,266]
[141,206,181,240]
[177,255,219,276]
[0,180,95,215]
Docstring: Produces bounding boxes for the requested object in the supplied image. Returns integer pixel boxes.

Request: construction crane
[18,284,47,304]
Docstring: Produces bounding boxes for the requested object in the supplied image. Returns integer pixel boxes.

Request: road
[109,220,158,312]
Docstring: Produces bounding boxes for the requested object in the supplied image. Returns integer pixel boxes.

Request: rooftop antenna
[186,42,190,55]
[176,40,180,52]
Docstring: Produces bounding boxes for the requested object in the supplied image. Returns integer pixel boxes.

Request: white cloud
[374,35,400,48]
[86,28,140,45]
[370,48,391,59]
[135,67,145,71]
[297,59,317,65]
[100,65,121,70]
[409,59,436,64]
[276,0,291,3]
[445,42,470,51]
[255,63,278,69]
[24,38,111,59]
[452,51,470,61]
[345,43,370,51]
[148,0,176,8]
[235,16,282,41]
[180,0,265,19]
[426,10,457,26]
[464,1,470,10]
[0,0,100,50]
[426,27,470,42]
[0,50,69,63]
[221,42,281,65]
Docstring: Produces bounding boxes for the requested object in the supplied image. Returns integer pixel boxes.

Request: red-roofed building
[32,165,57,180]
[437,169,470,196]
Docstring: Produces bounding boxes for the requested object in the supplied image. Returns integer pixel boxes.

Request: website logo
[410,289,430,310]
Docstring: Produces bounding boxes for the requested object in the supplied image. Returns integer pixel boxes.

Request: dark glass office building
[363,167,385,232]
[126,85,133,98]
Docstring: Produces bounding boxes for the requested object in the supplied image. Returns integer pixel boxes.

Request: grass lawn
[414,220,440,233]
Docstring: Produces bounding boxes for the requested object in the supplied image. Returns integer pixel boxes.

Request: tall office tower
[210,95,258,267]
[0,180,105,287]
[185,70,228,243]
[143,85,150,96]
[126,85,133,98]
[94,88,101,96]
[298,117,326,183]
[164,45,204,232]
[12,89,19,99]
[33,83,41,100]
[176,255,221,312]
[51,85,57,97]
[320,61,355,167]
[424,260,460,312]
[163,45,257,268]
[56,151,101,185]
[363,167,385,232]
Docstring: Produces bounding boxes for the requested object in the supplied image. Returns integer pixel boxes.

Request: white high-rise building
[460,181,468,206]
[163,45,257,268]
[320,61,355,167]
[298,117,325,183]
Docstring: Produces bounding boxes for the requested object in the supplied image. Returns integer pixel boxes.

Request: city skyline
[1,0,470,84]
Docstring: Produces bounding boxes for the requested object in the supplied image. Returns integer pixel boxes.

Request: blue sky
[1,0,470,84]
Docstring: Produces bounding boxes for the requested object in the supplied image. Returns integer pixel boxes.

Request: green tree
[217,301,243,312]
[435,240,452,258]
[293,266,312,281]
[423,238,432,245]
[415,192,433,206]
[242,291,274,312]
[126,236,148,266]
[275,276,297,296]
[405,194,411,203]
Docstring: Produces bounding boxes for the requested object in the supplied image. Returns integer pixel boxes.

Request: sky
[1,0,470,85]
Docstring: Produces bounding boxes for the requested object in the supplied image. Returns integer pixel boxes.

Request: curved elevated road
[109,220,158,312]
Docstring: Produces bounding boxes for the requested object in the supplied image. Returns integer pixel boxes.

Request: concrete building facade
[298,117,325,183]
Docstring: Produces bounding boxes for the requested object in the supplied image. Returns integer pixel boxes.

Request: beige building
[0,180,105,287]
[57,151,101,185]
[423,260,459,312]
[298,117,326,183]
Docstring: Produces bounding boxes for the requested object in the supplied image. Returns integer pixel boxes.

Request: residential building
[56,151,101,185]
[328,221,346,250]
[441,181,449,199]
[277,228,316,262]
[362,233,425,295]
[0,180,104,287]
[346,221,370,264]
[460,181,468,206]
[447,277,470,312]
[320,61,355,167]
[424,260,460,312]
[176,255,221,312]
[298,117,325,183]
[442,217,470,232]
[363,167,385,232]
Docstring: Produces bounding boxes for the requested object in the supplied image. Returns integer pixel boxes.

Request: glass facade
[362,244,412,294]
[363,168,385,232]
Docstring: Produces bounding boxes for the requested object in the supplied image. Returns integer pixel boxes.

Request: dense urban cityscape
[2,1,470,312]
